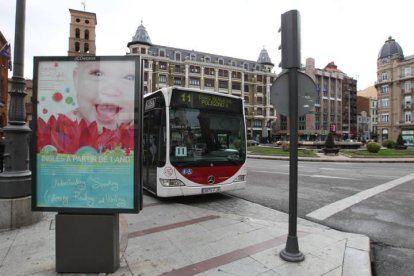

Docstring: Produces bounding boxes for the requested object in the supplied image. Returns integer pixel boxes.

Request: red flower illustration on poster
[37,114,134,154]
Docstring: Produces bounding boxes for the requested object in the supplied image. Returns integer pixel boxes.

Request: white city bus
[143,87,247,197]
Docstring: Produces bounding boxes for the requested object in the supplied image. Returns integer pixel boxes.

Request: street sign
[270,70,317,116]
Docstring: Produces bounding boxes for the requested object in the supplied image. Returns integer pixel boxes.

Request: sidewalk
[0,194,371,275]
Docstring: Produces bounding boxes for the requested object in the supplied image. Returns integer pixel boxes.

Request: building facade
[68,9,97,56]
[283,58,358,142]
[376,36,414,146]
[357,96,371,141]
[126,22,277,141]
[358,86,378,140]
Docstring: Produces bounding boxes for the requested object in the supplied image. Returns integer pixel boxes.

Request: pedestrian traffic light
[279,10,301,69]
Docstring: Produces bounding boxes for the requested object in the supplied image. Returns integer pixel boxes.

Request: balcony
[402,88,413,94]
[403,103,412,110]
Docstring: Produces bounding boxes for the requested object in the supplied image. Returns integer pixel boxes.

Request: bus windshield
[169,107,246,167]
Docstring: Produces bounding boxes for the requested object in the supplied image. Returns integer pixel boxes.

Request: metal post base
[280,235,305,262]
[56,213,120,273]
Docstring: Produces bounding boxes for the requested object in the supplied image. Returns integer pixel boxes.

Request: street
[225,159,414,276]
[174,158,414,275]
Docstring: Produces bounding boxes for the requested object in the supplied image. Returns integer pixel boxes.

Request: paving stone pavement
[0,193,371,276]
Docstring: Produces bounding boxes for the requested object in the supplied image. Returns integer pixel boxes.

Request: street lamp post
[0,0,41,230]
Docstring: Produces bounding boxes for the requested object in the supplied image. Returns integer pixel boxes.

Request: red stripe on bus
[177,165,242,185]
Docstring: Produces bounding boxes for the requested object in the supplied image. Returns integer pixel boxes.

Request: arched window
[75,28,80,38]
[75,42,80,52]
[84,30,89,40]
[84,43,89,53]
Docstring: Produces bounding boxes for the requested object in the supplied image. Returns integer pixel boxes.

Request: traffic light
[279,10,301,69]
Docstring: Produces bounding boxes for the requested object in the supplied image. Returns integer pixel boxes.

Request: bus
[143,87,247,197]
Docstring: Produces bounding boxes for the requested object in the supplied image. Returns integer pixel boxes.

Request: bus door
[143,108,165,194]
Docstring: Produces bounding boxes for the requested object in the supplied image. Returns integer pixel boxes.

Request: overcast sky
[1,0,413,90]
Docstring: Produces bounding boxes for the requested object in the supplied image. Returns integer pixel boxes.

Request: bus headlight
[160,179,185,187]
[233,174,246,182]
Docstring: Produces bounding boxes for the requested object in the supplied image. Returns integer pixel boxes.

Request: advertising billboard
[31,56,142,213]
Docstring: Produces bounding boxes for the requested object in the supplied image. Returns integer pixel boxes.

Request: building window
[244,85,249,92]
[244,63,248,70]
[85,19,89,24]
[244,96,249,103]
[405,112,412,122]
[84,43,89,53]
[381,72,388,81]
[75,42,80,52]
[404,67,412,77]
[205,56,211,63]
[257,108,263,115]
[232,82,241,91]
[141,48,146,54]
[204,67,215,76]
[159,62,167,70]
[159,74,167,83]
[190,65,200,73]
[219,80,228,89]
[175,52,181,61]
[381,113,389,123]
[76,18,80,23]
[232,71,241,79]
[218,69,228,78]
[218,58,224,65]
[189,78,200,86]
[75,28,80,38]
[190,53,196,60]
[132,48,138,53]
[84,29,89,40]
[257,97,263,105]
[404,81,412,92]
[381,98,389,108]
[174,77,182,85]
[253,120,262,127]
[381,85,389,94]
[159,50,165,57]
[405,96,412,109]
[174,65,183,73]
[205,79,214,88]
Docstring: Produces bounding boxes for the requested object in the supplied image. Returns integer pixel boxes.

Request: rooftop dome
[378,36,403,60]
[129,21,152,46]
[257,48,274,66]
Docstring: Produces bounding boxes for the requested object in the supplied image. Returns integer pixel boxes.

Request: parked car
[247,140,260,146]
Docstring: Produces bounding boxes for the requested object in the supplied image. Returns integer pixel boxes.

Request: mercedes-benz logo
[207,175,215,184]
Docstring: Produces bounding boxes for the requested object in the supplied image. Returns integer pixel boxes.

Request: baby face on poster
[72,60,135,131]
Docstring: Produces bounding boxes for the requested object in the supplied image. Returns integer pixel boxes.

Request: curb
[248,155,414,163]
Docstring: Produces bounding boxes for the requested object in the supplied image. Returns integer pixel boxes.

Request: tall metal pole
[0,0,31,199]
[279,9,304,262]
